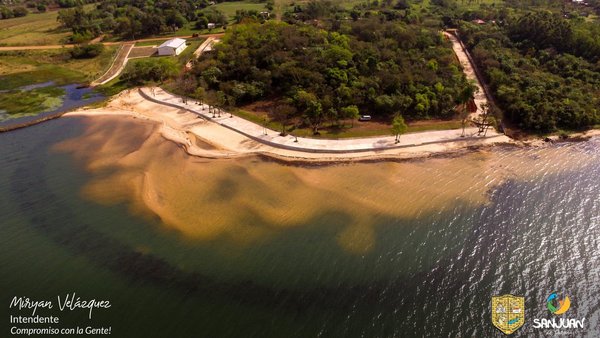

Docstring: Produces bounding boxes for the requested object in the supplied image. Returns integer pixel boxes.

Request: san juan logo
[532,292,584,330]
[546,292,570,315]
[491,294,525,335]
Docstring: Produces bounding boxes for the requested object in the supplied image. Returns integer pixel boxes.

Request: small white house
[157,38,187,56]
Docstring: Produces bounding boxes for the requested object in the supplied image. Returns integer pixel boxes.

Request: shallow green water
[1,117,599,337]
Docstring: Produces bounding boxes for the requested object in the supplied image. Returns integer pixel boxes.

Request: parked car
[358,115,372,121]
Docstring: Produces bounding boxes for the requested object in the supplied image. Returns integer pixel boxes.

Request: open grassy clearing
[0,10,69,46]
[135,40,167,47]
[235,107,462,138]
[0,46,117,90]
[0,4,96,46]
[413,0,504,11]
[203,1,268,19]
[128,47,157,58]
[450,0,504,10]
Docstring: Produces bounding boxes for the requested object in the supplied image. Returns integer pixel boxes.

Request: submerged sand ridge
[53,115,599,254]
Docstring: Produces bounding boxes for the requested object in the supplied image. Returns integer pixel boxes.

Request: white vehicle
[358,115,372,121]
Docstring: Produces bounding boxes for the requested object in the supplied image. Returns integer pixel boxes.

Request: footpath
[139,87,508,154]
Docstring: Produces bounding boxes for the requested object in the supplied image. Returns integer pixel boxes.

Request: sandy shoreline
[55,90,600,250]
[63,88,596,164]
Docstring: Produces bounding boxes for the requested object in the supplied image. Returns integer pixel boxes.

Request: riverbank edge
[56,90,542,165]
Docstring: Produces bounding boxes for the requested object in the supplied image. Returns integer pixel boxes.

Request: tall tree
[272,103,296,136]
[457,82,477,137]
[340,105,360,127]
[294,90,323,135]
[392,114,408,143]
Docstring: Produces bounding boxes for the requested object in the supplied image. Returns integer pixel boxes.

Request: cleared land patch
[0,5,96,46]
[129,47,157,58]
[0,46,118,90]
[203,1,267,20]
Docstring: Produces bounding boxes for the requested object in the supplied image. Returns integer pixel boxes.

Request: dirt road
[0,33,225,51]
[444,31,489,118]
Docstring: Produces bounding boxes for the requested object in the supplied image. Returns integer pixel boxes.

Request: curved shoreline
[61,87,600,164]
[139,87,512,153]
[60,88,520,164]
[0,111,69,132]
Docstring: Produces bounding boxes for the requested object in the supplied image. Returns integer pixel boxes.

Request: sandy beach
[64,88,520,163]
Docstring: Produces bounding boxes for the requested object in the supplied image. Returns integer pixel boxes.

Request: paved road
[90,43,134,86]
[0,33,225,51]
[140,87,507,154]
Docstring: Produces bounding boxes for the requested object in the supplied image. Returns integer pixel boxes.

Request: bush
[58,0,80,8]
[0,6,14,19]
[71,32,94,44]
[12,7,28,17]
[122,58,179,85]
[70,44,105,59]
[195,17,209,29]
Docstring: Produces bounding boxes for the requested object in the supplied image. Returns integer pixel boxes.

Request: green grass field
[234,107,462,139]
[0,10,69,46]
[135,40,167,47]
[0,4,97,46]
[414,0,504,10]
[0,46,118,90]
[203,1,268,21]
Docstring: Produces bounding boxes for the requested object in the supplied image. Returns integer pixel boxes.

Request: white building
[207,23,216,29]
[157,38,188,56]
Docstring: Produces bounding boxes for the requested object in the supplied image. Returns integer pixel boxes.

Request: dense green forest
[184,0,600,133]
[458,10,600,132]
[84,0,600,134]
[189,20,473,133]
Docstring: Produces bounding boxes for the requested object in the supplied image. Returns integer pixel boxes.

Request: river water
[0,116,599,337]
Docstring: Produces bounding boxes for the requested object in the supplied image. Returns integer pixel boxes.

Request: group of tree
[55,0,262,42]
[121,58,179,85]
[57,2,190,42]
[459,12,600,132]
[233,9,270,24]
[0,6,27,19]
[21,0,97,13]
[1,0,99,20]
[187,17,474,134]
[70,43,104,59]
[283,0,422,25]
[194,8,228,29]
